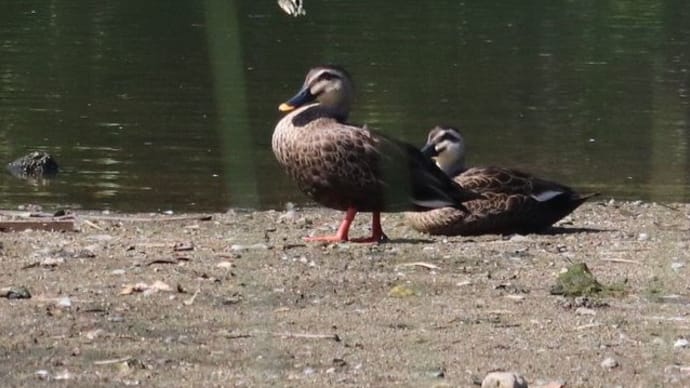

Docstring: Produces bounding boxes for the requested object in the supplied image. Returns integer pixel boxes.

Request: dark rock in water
[7,151,59,179]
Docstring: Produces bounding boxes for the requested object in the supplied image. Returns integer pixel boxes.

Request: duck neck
[328,108,348,123]
[436,154,466,177]
[322,102,350,123]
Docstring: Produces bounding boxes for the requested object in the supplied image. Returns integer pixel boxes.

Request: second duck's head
[420,126,467,176]
[278,65,354,120]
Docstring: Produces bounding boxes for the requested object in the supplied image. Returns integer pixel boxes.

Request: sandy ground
[0,200,689,387]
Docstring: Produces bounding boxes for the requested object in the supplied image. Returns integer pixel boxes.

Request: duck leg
[303,208,387,243]
[350,211,388,243]
[304,207,356,242]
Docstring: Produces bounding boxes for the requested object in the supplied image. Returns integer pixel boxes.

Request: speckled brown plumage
[405,127,597,236]
[273,67,481,242]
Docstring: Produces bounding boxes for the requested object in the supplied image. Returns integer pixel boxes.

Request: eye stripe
[439,131,461,143]
[318,72,340,81]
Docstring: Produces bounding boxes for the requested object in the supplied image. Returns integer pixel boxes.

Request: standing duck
[273,66,481,242]
[405,126,597,236]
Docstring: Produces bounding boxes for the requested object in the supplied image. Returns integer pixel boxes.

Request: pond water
[1,0,689,212]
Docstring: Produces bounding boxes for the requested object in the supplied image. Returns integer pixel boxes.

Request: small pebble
[303,367,316,375]
[231,243,269,251]
[54,370,72,380]
[671,261,685,272]
[637,233,649,241]
[85,329,105,340]
[575,307,596,316]
[429,368,445,378]
[600,356,618,369]
[674,338,689,348]
[40,257,64,267]
[481,371,528,388]
[56,297,72,308]
[216,261,234,269]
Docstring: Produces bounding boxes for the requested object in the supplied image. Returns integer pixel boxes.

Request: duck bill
[278,87,314,112]
[420,143,439,158]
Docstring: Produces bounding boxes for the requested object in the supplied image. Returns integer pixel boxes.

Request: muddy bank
[0,200,688,386]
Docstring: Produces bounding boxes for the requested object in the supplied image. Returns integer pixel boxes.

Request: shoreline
[1,200,689,386]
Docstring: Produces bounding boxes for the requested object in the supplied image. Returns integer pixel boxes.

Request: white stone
[56,297,72,308]
[575,307,596,316]
[231,243,269,251]
[674,338,689,348]
[53,369,72,380]
[600,357,618,369]
[481,371,528,388]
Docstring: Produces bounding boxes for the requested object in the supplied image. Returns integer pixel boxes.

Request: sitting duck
[405,126,597,235]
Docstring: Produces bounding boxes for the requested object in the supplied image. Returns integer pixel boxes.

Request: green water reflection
[0,0,689,211]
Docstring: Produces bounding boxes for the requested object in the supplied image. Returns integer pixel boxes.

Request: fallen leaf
[388,285,419,298]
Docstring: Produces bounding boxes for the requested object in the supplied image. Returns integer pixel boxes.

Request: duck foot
[350,230,388,243]
[303,235,347,243]
[349,211,387,243]
[303,208,356,243]
[303,232,388,244]
[302,209,389,243]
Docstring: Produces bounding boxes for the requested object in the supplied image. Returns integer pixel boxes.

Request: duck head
[420,126,467,176]
[278,65,354,121]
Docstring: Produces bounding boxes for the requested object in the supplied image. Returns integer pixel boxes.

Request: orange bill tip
[278,103,295,112]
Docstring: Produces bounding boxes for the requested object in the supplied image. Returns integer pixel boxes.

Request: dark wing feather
[370,130,482,211]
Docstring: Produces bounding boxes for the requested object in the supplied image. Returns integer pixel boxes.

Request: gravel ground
[0,200,689,387]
